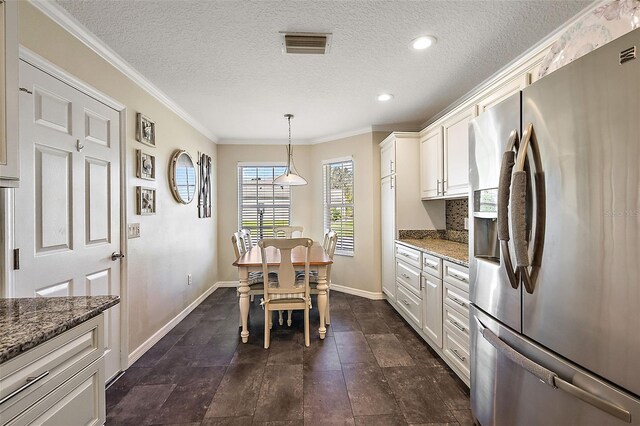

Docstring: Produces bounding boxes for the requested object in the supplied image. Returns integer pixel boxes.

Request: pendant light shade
[274,114,307,186]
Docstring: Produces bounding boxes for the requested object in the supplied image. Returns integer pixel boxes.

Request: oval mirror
[169,150,197,204]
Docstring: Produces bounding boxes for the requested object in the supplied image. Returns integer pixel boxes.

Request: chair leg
[264,308,270,349]
[239,310,242,327]
[304,303,310,347]
[287,310,293,326]
[269,312,273,329]
[326,289,331,325]
[278,310,284,326]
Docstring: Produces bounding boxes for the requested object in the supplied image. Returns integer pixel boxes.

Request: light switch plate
[464,218,469,230]
[128,223,141,239]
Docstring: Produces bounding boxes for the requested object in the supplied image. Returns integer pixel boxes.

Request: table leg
[316,266,328,340]
[239,268,250,343]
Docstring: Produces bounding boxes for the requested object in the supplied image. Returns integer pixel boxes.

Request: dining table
[233,242,333,343]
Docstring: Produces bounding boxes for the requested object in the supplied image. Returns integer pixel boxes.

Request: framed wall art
[136,186,156,215]
[136,113,155,147]
[136,149,156,180]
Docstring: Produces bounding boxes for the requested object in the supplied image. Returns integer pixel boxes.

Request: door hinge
[19,87,33,95]
[13,248,19,270]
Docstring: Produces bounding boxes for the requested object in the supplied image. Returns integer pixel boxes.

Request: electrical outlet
[464,218,469,230]
[187,274,192,285]
[128,223,141,239]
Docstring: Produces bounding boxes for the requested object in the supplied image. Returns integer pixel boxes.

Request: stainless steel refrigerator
[469,29,640,425]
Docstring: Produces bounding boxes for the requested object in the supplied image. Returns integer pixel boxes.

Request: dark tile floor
[106,288,472,426]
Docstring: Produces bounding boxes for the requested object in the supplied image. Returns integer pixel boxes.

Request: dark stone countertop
[396,238,469,267]
[0,296,120,364]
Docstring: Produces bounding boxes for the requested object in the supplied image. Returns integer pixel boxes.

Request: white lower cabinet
[0,315,106,426]
[422,273,443,348]
[389,242,470,385]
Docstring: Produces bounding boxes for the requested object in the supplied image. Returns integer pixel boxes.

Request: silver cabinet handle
[390,176,394,189]
[401,273,410,279]
[424,260,438,270]
[0,371,50,405]
[451,297,466,307]
[449,319,466,332]
[390,160,394,174]
[450,348,466,362]
[448,272,468,282]
[402,299,410,306]
[442,180,447,194]
[436,179,441,195]
[399,252,418,261]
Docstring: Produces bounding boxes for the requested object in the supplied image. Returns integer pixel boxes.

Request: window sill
[334,251,354,258]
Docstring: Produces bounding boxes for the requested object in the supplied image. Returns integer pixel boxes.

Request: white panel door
[380,175,396,300]
[420,127,443,199]
[14,61,121,381]
[443,107,476,197]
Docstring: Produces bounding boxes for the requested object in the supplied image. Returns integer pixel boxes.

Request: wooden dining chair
[274,225,304,238]
[309,230,338,324]
[232,232,264,323]
[259,237,313,348]
[240,228,254,251]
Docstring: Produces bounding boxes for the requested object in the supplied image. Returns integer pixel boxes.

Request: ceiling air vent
[280,32,332,54]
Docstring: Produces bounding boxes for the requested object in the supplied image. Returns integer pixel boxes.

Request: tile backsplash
[446,198,468,231]
[398,198,469,244]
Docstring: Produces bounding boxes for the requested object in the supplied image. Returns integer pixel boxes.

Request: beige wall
[216,144,313,282]
[19,3,218,356]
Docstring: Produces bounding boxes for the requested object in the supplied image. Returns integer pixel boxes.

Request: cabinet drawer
[396,260,421,297]
[443,282,470,317]
[443,327,470,379]
[5,359,105,426]
[443,261,469,291]
[443,304,470,345]
[396,282,423,328]
[0,315,103,419]
[395,244,421,269]
[422,252,442,278]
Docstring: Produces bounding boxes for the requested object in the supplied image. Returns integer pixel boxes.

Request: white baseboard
[127,282,219,367]
[330,283,385,300]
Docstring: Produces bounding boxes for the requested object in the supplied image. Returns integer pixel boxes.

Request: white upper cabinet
[442,106,476,197]
[0,0,18,186]
[419,127,442,199]
[380,138,395,178]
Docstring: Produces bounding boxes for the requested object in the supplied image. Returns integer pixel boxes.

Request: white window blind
[238,165,291,239]
[323,159,354,255]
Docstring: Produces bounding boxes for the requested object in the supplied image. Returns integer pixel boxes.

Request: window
[238,165,291,239]
[323,159,354,255]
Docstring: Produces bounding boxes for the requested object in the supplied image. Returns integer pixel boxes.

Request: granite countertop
[397,238,469,267]
[0,296,120,364]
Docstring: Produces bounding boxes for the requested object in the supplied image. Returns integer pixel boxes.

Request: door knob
[111,251,125,261]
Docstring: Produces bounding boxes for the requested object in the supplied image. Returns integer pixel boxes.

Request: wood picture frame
[136,113,155,147]
[136,186,156,215]
[136,149,156,180]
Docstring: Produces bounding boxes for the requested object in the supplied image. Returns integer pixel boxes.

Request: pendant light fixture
[274,114,308,186]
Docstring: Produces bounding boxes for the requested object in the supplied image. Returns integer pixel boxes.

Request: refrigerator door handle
[476,318,632,423]
[511,123,546,294]
[497,129,520,289]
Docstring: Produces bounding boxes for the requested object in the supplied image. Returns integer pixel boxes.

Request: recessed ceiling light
[377,93,394,102]
[411,35,437,50]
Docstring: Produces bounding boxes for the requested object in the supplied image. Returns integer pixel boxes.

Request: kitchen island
[0,296,119,425]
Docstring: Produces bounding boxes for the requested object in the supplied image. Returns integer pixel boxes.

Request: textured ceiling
[55,0,590,142]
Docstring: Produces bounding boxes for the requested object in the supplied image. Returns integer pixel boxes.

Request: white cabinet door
[380,138,395,178]
[380,175,396,300]
[0,0,19,184]
[443,106,476,197]
[422,274,443,348]
[420,126,443,199]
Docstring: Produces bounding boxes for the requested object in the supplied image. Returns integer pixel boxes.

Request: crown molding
[28,0,218,142]
[419,0,604,130]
